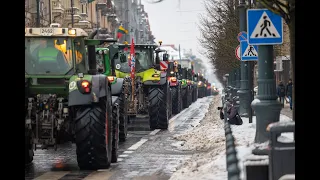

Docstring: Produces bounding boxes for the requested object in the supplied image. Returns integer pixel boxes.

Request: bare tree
[198,0,240,84]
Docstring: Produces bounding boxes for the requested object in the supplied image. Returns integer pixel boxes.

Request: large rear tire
[187,87,193,106]
[116,91,128,142]
[181,87,189,109]
[171,86,181,114]
[111,103,119,163]
[75,95,113,170]
[25,129,33,165]
[148,82,169,130]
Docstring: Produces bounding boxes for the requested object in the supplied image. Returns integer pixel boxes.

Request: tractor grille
[37,78,66,85]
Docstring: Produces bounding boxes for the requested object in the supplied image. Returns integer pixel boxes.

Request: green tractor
[94,37,129,142]
[187,65,198,103]
[167,61,182,114]
[180,67,192,108]
[25,27,123,170]
[197,73,206,98]
[113,43,172,130]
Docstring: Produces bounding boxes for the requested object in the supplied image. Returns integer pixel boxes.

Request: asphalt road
[25,97,213,180]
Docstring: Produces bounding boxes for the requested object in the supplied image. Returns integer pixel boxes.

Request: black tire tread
[171,86,181,114]
[75,98,112,170]
[148,84,169,130]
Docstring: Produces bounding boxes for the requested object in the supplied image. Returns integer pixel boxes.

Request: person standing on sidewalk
[286,79,293,110]
[277,81,286,107]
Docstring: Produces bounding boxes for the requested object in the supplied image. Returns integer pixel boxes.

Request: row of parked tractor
[25,26,219,170]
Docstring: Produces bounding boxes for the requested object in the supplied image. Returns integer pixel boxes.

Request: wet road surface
[25,97,212,180]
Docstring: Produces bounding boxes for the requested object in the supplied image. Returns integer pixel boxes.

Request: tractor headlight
[68,29,76,35]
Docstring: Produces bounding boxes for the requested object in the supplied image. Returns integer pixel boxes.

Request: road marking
[33,171,70,180]
[117,158,124,162]
[123,150,134,154]
[119,154,129,158]
[149,129,161,135]
[169,106,190,124]
[128,138,148,150]
[83,170,114,180]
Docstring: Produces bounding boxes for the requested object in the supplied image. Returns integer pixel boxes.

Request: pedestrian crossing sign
[240,40,258,61]
[247,9,283,45]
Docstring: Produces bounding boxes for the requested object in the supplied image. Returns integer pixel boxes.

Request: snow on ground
[232,112,294,179]
[169,94,294,180]
[169,95,227,180]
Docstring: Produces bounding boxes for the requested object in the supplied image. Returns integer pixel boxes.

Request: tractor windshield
[25,37,87,75]
[116,48,153,73]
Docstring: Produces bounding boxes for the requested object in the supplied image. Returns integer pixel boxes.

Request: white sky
[143,0,222,87]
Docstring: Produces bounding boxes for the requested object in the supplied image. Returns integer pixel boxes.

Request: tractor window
[74,37,87,73]
[96,54,105,73]
[25,37,73,75]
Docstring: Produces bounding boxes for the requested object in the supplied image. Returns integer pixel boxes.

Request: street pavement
[280,102,293,119]
[25,97,213,180]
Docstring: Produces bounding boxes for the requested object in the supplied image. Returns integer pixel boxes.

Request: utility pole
[49,0,52,24]
[124,0,129,42]
[251,1,282,145]
[71,0,74,27]
[36,0,40,27]
[237,0,250,118]
[96,4,100,38]
[178,44,182,64]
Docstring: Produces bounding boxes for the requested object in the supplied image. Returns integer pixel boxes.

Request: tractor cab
[115,44,159,78]
[25,27,89,96]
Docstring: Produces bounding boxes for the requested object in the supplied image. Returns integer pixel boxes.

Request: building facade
[25,0,154,43]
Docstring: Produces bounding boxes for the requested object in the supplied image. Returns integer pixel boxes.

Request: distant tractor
[167,61,182,114]
[25,26,122,170]
[113,43,172,130]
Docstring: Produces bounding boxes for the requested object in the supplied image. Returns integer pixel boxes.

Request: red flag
[129,38,135,79]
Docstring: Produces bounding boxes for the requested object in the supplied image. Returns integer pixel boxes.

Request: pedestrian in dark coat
[277,81,286,107]
[286,79,293,110]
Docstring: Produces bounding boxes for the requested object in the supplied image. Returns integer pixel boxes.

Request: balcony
[75,13,91,29]
[65,7,81,22]
[96,0,107,10]
[52,0,64,16]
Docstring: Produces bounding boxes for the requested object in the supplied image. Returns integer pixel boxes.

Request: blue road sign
[237,31,247,42]
[247,9,283,45]
[241,40,258,61]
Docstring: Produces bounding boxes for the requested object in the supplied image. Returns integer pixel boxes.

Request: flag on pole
[129,38,135,79]
[117,25,128,39]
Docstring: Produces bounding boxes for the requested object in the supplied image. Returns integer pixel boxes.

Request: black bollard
[226,146,237,156]
[228,163,241,177]
[227,154,239,166]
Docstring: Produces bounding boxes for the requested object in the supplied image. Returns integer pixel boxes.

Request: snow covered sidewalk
[168,94,294,180]
[169,95,228,180]
[233,114,294,179]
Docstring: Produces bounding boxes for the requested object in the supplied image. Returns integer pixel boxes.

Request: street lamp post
[237,0,250,117]
[251,2,282,146]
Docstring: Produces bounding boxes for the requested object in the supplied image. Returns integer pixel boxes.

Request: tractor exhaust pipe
[88,30,98,39]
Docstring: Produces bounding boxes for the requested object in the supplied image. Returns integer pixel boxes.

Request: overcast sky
[143,0,222,87]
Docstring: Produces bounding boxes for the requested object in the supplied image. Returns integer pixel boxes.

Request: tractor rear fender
[111,78,124,96]
[68,74,109,106]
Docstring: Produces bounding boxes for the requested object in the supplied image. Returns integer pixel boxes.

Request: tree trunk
[288,11,295,121]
